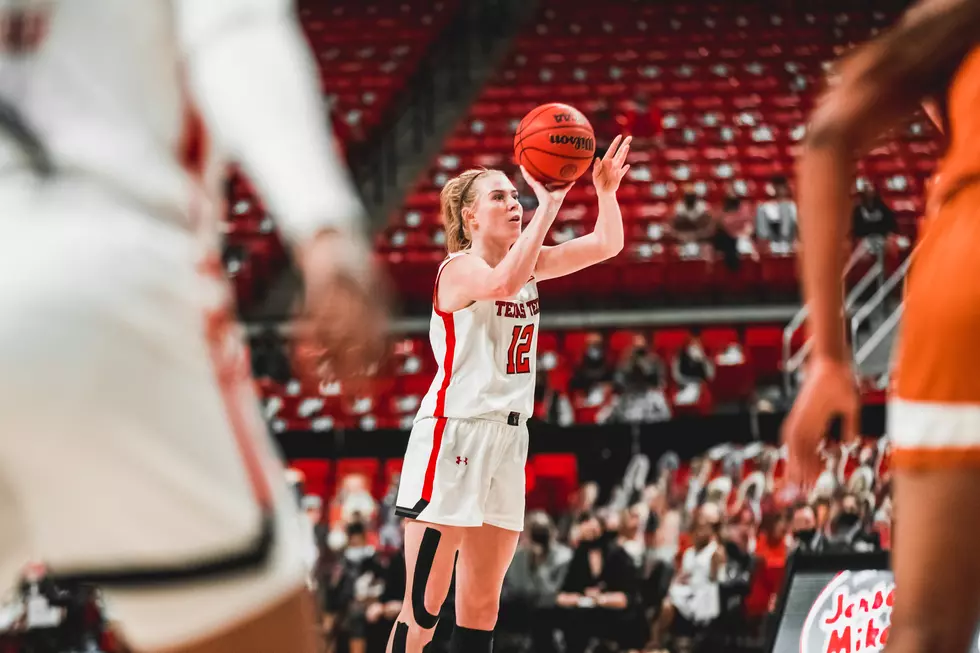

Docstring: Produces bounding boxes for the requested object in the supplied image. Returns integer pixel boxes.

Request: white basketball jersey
[416,252,540,424]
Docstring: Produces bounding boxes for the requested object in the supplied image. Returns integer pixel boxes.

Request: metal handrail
[845,260,883,311]
[781,240,876,395]
[850,256,911,347]
[855,303,904,366]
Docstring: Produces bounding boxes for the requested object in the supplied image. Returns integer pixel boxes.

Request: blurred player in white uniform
[0,1,385,652]
[387,137,631,653]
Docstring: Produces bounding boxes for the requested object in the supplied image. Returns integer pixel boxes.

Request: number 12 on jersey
[506,324,535,375]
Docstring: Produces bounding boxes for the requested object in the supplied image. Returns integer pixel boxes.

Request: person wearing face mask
[670,185,716,246]
[824,493,881,553]
[534,365,574,426]
[789,502,824,553]
[502,513,573,611]
[499,512,572,653]
[570,333,614,395]
[650,503,726,651]
[755,176,798,245]
[608,337,671,424]
[556,512,643,653]
[719,186,760,262]
[672,336,716,408]
[672,336,715,387]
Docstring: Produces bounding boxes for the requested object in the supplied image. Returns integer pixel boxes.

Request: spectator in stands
[617,505,646,567]
[670,185,750,271]
[504,512,573,608]
[789,502,822,552]
[851,181,898,240]
[716,508,755,632]
[535,367,574,426]
[756,175,798,245]
[608,335,671,424]
[300,494,326,583]
[570,333,613,395]
[671,185,715,245]
[558,481,600,544]
[651,503,726,650]
[672,335,715,406]
[322,520,384,653]
[364,541,406,652]
[823,492,881,553]
[719,184,760,261]
[557,512,642,653]
[501,512,573,652]
[745,509,788,617]
[335,474,378,528]
[723,507,755,566]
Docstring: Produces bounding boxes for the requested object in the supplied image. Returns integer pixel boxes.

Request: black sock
[449,625,494,653]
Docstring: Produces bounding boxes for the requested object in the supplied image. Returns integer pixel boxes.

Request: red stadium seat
[744,325,784,381]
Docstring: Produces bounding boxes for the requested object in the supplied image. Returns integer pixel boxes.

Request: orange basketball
[514,102,596,184]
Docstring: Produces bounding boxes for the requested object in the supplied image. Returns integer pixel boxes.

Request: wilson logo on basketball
[548,134,594,151]
[554,113,573,123]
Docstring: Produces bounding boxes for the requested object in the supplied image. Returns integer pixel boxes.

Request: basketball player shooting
[385,134,631,653]
[0,1,385,653]
[782,1,980,653]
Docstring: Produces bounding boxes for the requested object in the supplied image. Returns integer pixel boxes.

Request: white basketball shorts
[394,416,529,532]
[0,176,307,652]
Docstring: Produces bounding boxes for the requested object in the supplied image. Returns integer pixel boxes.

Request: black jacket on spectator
[562,539,640,604]
[851,196,898,238]
[718,540,754,619]
[571,346,612,392]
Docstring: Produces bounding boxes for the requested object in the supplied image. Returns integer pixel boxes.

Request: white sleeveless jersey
[0,0,360,243]
[416,252,541,424]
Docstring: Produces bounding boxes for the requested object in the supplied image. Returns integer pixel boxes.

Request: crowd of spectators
[297,437,891,653]
[553,331,729,426]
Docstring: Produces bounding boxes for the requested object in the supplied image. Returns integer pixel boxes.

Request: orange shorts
[889,185,980,470]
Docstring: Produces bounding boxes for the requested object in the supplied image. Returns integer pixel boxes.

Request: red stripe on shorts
[421,309,456,502]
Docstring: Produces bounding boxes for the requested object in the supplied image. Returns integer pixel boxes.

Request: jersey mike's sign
[798,570,980,653]
[800,571,893,653]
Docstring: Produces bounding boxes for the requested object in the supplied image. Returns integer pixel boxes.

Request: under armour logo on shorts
[455,456,468,466]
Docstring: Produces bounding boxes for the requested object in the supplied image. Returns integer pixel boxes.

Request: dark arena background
[1,0,926,651]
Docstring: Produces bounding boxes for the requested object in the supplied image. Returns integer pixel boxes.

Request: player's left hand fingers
[602,135,624,164]
[613,136,632,168]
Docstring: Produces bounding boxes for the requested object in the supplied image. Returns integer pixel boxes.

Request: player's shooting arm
[534,135,630,281]
[797,0,980,363]
[533,191,625,281]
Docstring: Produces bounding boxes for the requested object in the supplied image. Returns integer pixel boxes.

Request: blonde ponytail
[440,168,488,253]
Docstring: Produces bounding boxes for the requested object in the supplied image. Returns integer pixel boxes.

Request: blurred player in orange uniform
[784,2,980,653]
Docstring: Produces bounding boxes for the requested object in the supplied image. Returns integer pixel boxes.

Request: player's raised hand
[781,357,860,488]
[520,165,573,213]
[295,230,389,386]
[593,135,631,195]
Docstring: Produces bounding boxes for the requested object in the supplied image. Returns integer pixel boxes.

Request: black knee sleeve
[449,625,494,653]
